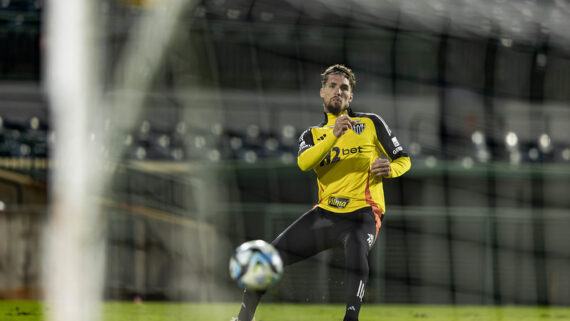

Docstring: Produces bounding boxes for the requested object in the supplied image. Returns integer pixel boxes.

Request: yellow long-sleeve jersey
[297,108,411,226]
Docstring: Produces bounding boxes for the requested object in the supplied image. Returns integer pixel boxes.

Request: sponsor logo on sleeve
[391,136,403,154]
[391,137,400,147]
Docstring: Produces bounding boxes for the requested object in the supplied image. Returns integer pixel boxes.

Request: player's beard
[324,97,345,115]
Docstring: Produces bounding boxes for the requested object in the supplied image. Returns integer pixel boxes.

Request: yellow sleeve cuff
[386,156,411,178]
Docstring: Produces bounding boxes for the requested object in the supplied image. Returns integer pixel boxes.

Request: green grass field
[1,300,570,321]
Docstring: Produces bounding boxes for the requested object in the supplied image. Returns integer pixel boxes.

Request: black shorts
[271,206,380,266]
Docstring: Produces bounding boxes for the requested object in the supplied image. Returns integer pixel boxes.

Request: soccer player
[232,64,411,321]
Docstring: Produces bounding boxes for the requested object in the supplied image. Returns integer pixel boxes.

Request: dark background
[0,0,569,306]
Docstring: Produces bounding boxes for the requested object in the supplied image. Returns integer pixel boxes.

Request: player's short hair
[320,64,356,91]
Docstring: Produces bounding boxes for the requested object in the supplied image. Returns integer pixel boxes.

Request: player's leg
[341,208,378,321]
[272,206,337,266]
[237,207,334,321]
[236,288,263,321]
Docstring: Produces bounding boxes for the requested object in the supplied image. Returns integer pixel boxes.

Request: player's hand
[333,114,357,138]
[371,158,391,177]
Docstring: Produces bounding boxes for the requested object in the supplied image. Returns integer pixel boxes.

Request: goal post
[44,0,197,321]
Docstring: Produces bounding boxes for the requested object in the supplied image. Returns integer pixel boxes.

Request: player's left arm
[384,155,411,178]
[369,115,411,178]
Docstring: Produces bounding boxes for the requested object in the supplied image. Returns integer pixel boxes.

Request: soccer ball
[229,239,283,291]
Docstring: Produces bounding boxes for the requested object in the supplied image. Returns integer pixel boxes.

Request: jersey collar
[321,107,355,127]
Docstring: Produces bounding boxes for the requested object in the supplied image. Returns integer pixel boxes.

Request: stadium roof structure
[192,0,570,51]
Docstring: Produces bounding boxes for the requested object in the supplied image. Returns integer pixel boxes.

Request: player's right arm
[297,128,336,171]
[297,114,356,171]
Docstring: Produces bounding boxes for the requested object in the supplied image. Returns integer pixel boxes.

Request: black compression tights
[237,206,379,321]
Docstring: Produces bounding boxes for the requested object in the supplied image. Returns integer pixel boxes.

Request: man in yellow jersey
[233,64,411,321]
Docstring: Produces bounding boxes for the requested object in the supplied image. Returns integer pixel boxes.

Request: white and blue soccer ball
[229,239,283,291]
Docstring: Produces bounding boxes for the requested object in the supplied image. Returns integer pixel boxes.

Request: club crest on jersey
[352,123,365,135]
